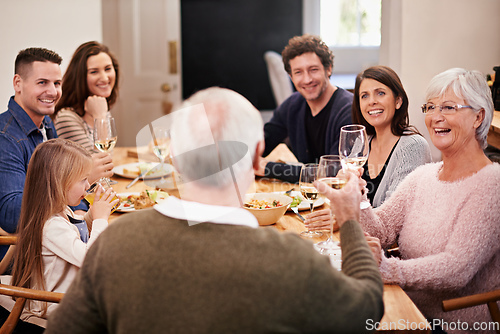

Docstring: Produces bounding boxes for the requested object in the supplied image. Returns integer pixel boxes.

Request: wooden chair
[0,284,64,334]
[0,236,17,276]
[0,235,64,333]
[442,289,500,334]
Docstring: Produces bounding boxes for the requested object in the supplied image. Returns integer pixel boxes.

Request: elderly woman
[360,68,500,333]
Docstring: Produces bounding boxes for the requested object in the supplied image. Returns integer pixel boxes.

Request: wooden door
[103,0,182,147]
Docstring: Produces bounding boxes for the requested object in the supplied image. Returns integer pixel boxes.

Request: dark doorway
[181,0,302,110]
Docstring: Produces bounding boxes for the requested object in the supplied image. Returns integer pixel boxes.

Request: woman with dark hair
[358,68,500,333]
[54,41,120,152]
[353,65,431,207]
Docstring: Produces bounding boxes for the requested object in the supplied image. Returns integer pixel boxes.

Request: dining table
[487,109,500,150]
[109,144,430,333]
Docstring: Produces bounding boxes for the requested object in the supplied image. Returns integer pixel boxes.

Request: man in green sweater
[46,87,383,334]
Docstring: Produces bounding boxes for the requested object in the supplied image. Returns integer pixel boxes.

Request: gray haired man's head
[170,87,264,188]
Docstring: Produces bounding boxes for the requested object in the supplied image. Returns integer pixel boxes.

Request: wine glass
[299,164,323,238]
[315,155,348,254]
[151,127,171,183]
[93,117,117,184]
[339,124,370,209]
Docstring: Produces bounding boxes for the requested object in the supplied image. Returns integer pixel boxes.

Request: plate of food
[113,162,173,180]
[278,191,325,211]
[116,190,169,212]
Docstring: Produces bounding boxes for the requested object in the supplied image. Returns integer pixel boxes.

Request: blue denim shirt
[0,97,87,259]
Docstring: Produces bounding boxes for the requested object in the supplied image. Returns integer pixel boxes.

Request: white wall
[380,0,500,161]
[0,0,103,108]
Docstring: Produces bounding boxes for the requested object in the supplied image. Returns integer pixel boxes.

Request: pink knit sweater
[360,162,500,333]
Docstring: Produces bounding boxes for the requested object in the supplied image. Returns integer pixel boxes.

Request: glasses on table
[298,164,323,238]
[421,103,473,115]
[315,155,347,254]
[151,127,171,183]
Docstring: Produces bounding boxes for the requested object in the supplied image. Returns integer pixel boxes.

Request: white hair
[425,68,494,149]
[170,87,263,187]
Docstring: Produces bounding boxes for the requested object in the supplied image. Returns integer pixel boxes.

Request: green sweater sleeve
[302,219,384,333]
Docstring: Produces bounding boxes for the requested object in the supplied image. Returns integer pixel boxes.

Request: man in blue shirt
[0,48,62,244]
[0,48,108,260]
[255,35,353,183]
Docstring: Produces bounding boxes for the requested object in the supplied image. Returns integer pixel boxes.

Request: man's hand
[314,172,362,228]
[305,208,337,232]
[89,152,114,184]
[253,156,268,177]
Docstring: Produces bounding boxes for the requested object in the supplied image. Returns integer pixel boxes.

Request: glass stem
[329,220,334,242]
[306,202,314,233]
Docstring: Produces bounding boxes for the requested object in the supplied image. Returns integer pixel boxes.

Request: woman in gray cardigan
[352,66,432,207]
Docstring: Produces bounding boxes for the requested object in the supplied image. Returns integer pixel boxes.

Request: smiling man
[256,34,353,183]
[0,48,63,260]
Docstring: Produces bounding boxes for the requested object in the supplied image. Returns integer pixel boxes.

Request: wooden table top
[487,110,500,150]
[109,144,429,333]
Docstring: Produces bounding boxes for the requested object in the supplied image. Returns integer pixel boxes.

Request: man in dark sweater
[46,87,383,334]
[256,34,353,184]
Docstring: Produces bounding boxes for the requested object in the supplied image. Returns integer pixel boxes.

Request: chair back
[0,284,64,334]
[0,235,63,333]
[264,51,294,106]
[442,289,500,334]
[0,236,17,276]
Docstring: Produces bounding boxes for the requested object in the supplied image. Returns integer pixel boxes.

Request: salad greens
[285,193,302,207]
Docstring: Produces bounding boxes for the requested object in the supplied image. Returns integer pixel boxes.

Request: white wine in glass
[299,164,322,238]
[94,117,117,153]
[315,155,347,254]
[339,124,370,209]
[152,128,171,162]
[151,127,171,184]
[94,138,117,152]
[316,176,348,190]
[93,117,117,183]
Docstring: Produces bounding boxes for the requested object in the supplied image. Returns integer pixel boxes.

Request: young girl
[2,138,118,330]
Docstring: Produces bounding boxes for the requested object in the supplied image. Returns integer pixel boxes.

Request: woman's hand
[365,232,382,265]
[85,95,109,119]
[89,184,119,221]
[305,208,337,232]
[89,152,114,184]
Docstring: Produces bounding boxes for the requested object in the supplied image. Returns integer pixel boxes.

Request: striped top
[54,109,96,153]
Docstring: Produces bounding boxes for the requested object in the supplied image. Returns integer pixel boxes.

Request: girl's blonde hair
[11,138,92,314]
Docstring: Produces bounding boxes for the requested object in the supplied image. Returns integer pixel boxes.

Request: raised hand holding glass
[339,124,370,209]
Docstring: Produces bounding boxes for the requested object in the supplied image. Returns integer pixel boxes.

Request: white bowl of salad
[243,193,292,226]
